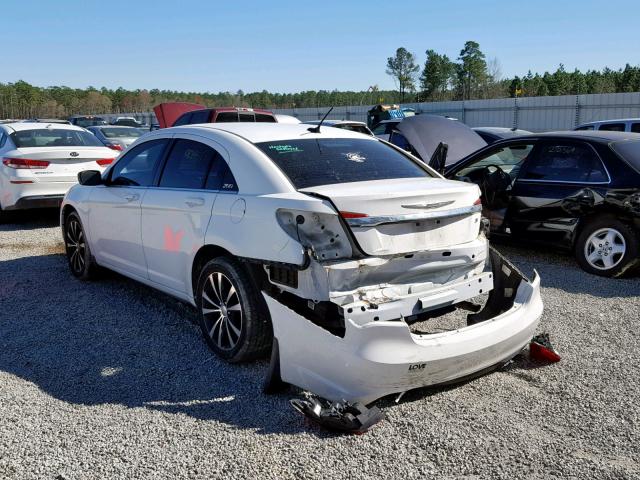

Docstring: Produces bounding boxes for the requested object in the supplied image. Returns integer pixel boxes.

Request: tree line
[387,41,640,102]
[1,41,639,119]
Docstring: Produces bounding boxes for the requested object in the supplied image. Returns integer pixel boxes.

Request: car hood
[396,115,487,165]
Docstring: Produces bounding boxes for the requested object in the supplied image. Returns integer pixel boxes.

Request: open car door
[153,102,205,128]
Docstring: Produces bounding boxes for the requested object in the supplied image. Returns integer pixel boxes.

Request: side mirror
[429,142,449,175]
[78,170,103,186]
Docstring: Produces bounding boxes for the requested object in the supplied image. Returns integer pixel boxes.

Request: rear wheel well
[573,212,636,247]
[191,245,233,296]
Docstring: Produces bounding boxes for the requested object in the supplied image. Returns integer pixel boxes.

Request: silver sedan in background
[86,125,147,152]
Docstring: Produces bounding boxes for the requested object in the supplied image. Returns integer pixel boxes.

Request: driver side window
[455,143,534,180]
[110,139,168,187]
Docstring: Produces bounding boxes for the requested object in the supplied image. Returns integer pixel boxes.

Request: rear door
[508,140,611,243]
[89,138,169,279]
[141,135,225,293]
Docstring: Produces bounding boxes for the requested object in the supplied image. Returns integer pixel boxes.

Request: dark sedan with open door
[390,117,640,277]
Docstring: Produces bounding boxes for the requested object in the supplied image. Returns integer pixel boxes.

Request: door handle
[124,193,139,202]
[185,197,205,208]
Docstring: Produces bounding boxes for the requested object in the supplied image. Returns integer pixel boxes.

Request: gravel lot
[1,210,639,480]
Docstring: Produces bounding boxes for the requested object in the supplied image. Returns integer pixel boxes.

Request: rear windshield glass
[255,138,432,189]
[101,128,144,139]
[11,129,104,148]
[610,140,640,173]
[73,117,107,127]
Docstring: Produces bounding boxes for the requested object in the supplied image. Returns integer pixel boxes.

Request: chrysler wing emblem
[401,200,455,209]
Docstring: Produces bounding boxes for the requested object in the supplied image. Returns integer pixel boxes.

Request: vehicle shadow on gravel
[0,252,328,436]
[0,208,60,231]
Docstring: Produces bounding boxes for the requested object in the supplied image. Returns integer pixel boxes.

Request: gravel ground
[1,210,639,480]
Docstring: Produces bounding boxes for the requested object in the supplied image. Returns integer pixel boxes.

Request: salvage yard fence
[111,92,640,132]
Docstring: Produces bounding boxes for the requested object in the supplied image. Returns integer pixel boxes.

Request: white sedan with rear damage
[0,122,116,218]
[60,122,543,405]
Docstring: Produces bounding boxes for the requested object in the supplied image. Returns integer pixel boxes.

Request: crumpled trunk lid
[300,177,482,256]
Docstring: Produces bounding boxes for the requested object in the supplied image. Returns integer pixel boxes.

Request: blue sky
[3,0,639,93]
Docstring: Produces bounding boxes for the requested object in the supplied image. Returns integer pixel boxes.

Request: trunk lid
[300,177,482,256]
[7,147,116,182]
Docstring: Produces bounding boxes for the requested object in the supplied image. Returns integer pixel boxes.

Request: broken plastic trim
[290,395,385,434]
[467,246,527,325]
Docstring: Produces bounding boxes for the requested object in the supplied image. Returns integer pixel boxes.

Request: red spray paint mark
[163,226,185,252]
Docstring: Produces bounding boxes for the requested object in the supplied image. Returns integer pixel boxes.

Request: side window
[206,161,238,192]
[455,143,534,179]
[599,123,625,132]
[0,132,6,148]
[173,112,193,127]
[110,139,168,186]
[159,139,220,189]
[189,110,211,124]
[521,143,608,183]
[239,113,255,122]
[631,123,640,133]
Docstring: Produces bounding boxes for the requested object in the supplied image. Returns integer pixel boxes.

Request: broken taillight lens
[473,197,482,206]
[339,211,368,219]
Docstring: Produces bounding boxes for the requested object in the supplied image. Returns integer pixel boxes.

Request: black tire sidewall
[575,216,639,277]
[196,257,271,362]
[65,212,93,279]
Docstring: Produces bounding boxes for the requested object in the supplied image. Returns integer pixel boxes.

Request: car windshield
[610,139,640,173]
[11,129,104,148]
[100,128,145,139]
[255,138,432,189]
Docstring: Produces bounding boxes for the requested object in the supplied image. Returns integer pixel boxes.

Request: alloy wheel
[583,227,626,271]
[201,272,243,351]
[66,219,86,274]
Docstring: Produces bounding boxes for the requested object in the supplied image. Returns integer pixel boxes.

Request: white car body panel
[60,122,544,404]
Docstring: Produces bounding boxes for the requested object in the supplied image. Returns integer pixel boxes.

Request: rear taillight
[473,198,482,206]
[339,211,369,219]
[96,158,115,167]
[106,143,123,151]
[2,158,50,169]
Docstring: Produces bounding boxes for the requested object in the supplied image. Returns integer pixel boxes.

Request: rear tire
[64,211,98,280]
[196,257,272,363]
[575,215,639,278]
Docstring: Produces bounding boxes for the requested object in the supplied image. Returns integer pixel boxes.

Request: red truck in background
[153,102,277,128]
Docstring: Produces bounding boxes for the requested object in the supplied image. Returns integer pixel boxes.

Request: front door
[89,138,169,279]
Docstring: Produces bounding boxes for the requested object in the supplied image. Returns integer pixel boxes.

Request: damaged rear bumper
[264,251,543,405]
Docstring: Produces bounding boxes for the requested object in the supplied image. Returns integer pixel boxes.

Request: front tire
[575,216,639,277]
[64,211,97,280]
[196,257,272,363]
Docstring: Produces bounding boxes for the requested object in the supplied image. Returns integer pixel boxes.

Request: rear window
[255,138,432,189]
[599,123,626,132]
[10,129,104,148]
[215,112,239,122]
[189,109,211,124]
[256,113,276,123]
[101,128,144,139]
[73,117,107,127]
[610,140,640,173]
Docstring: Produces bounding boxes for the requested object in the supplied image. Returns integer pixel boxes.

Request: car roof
[303,120,367,126]
[1,122,89,132]
[578,118,640,125]
[473,127,531,134]
[535,130,640,142]
[167,122,375,144]
[90,125,139,129]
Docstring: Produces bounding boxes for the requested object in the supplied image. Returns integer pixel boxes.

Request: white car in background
[60,123,543,404]
[302,120,374,136]
[0,123,116,219]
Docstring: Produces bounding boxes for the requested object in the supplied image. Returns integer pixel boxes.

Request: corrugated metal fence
[270,92,640,131]
[113,92,640,132]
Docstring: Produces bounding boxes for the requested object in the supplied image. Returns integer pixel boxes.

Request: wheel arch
[191,244,234,297]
